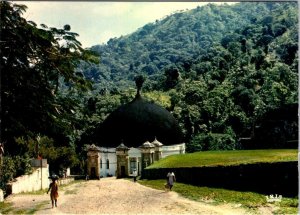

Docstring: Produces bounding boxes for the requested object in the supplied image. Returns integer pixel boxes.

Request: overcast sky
[19,2,236,48]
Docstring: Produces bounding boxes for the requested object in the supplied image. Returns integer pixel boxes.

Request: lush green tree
[188,132,237,152]
[14,136,79,176]
[0,2,98,155]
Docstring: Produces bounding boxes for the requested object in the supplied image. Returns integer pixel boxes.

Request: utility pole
[0,143,4,184]
[36,135,42,190]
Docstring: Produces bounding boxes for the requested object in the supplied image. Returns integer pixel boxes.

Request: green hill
[81,2,298,90]
[148,149,298,169]
[78,2,298,151]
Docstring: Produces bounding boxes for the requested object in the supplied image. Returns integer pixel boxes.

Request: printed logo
[266,194,282,202]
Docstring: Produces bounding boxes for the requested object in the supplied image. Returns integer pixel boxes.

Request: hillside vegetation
[79,2,298,152]
[148,149,298,169]
[84,2,298,90]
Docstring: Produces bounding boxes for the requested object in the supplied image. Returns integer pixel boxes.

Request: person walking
[133,169,137,182]
[47,175,59,208]
[167,171,176,191]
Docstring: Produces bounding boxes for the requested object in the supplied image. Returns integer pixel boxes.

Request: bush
[0,155,32,191]
[188,132,237,152]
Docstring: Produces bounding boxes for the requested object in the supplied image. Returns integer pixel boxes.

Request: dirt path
[5,177,267,214]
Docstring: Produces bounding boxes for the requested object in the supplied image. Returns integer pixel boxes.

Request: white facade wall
[0,189,3,202]
[7,165,50,194]
[128,148,142,176]
[99,147,117,177]
[161,143,185,158]
[66,168,71,177]
[128,147,141,157]
[98,143,186,178]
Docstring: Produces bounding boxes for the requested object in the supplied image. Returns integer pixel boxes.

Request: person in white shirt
[133,169,137,182]
[166,172,176,190]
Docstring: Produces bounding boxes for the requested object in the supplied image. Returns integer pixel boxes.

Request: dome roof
[140,141,154,148]
[96,94,183,148]
[116,143,129,150]
[152,137,163,147]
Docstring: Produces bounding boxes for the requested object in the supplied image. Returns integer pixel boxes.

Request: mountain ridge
[79,2,297,91]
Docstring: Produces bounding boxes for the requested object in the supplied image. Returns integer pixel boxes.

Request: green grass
[274,198,299,215]
[148,149,297,169]
[139,179,298,214]
[0,200,48,214]
[20,188,48,195]
[0,202,14,214]
[16,200,48,214]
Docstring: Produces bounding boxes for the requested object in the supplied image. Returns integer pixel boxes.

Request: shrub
[0,155,32,191]
[188,132,237,152]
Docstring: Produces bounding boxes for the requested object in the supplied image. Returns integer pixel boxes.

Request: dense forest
[80,2,298,151]
[0,2,298,189]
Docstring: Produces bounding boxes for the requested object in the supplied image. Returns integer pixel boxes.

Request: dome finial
[134,75,145,96]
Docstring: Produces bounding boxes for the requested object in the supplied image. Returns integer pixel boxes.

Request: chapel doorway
[121,166,126,177]
[91,167,96,178]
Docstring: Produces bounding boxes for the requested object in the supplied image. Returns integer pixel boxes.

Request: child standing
[47,175,59,208]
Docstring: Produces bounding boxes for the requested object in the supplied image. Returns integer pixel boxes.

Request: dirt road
[4,177,267,214]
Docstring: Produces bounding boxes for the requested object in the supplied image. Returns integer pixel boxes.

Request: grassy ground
[0,202,14,214]
[0,200,48,214]
[139,179,298,214]
[148,149,297,169]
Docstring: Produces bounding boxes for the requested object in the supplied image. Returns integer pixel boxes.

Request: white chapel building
[87,79,185,178]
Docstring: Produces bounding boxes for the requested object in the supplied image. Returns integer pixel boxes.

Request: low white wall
[0,189,3,202]
[66,168,71,177]
[162,143,186,158]
[100,147,117,177]
[7,165,50,194]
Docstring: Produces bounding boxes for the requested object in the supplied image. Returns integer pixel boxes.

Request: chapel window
[106,159,109,169]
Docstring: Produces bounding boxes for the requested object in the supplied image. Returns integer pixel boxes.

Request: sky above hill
[20,2,235,48]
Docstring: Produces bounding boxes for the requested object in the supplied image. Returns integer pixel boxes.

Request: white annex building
[87,140,185,179]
